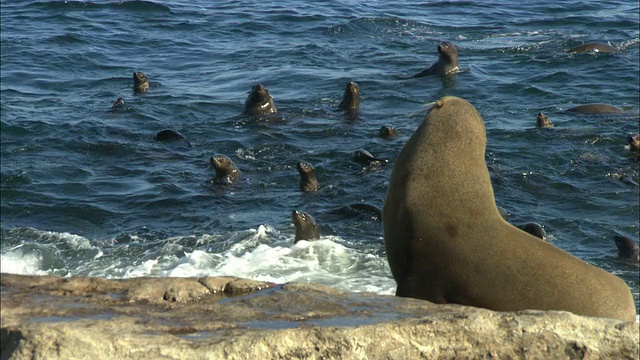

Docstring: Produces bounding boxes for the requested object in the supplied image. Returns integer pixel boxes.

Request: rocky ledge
[1,274,638,359]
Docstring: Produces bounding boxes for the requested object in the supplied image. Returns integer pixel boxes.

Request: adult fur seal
[338,81,360,117]
[411,41,459,78]
[383,95,636,322]
[292,210,320,243]
[628,134,639,152]
[536,113,553,128]
[613,235,639,261]
[567,104,624,114]
[244,84,277,115]
[297,161,319,192]
[567,42,619,54]
[210,154,241,184]
[133,72,149,93]
[111,97,125,109]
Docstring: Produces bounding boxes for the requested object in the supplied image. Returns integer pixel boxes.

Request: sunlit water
[1,0,638,313]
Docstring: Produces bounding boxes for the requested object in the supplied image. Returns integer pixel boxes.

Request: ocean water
[1,0,638,313]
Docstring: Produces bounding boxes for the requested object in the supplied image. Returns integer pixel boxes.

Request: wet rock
[1,274,638,360]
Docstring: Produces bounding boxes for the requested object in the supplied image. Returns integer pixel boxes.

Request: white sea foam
[0,247,48,276]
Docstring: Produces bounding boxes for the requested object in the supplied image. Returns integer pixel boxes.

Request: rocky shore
[1,274,638,359]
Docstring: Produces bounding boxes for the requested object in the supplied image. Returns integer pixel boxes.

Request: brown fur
[383,96,636,322]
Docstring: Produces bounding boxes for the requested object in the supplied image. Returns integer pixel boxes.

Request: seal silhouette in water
[244,84,277,115]
[210,155,241,184]
[338,81,360,117]
[353,149,388,169]
[297,161,319,192]
[627,134,639,152]
[292,210,320,243]
[154,129,192,147]
[536,113,553,128]
[613,235,639,261]
[567,104,624,114]
[517,223,548,242]
[411,41,459,78]
[133,72,149,93]
[379,125,397,138]
[111,97,125,109]
[383,95,636,322]
[567,42,618,54]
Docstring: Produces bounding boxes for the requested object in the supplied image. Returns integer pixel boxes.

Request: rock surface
[1,273,638,359]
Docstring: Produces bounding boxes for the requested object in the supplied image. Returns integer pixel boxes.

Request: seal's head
[379,125,397,138]
[338,81,360,113]
[133,72,149,93]
[536,113,553,128]
[291,210,320,243]
[244,84,277,115]
[437,42,458,63]
[297,161,319,192]
[613,235,639,260]
[210,154,240,184]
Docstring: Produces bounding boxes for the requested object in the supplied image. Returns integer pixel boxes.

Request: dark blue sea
[1,0,639,315]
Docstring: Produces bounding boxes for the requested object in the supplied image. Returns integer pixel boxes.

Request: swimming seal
[292,210,320,243]
[379,125,398,138]
[338,81,360,117]
[133,72,149,93]
[111,97,125,109]
[613,235,639,261]
[154,129,192,147]
[297,161,319,192]
[244,84,277,115]
[517,222,548,242]
[353,149,388,169]
[567,104,624,114]
[567,42,619,54]
[536,113,553,128]
[383,95,636,321]
[210,154,241,184]
[411,41,459,78]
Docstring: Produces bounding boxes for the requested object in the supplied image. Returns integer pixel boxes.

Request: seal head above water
[292,210,320,243]
[379,125,398,138]
[536,113,553,128]
[210,154,241,184]
[411,41,459,78]
[383,95,636,322]
[244,84,277,115]
[133,72,149,93]
[614,235,639,261]
[338,81,360,117]
[297,161,319,192]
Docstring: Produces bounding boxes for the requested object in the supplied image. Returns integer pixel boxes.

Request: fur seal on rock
[292,210,320,243]
[210,154,241,184]
[297,161,319,192]
[411,41,460,78]
[383,95,636,322]
[338,81,360,117]
[567,104,624,114]
[244,84,277,115]
[536,113,553,128]
[567,42,619,54]
[613,235,639,261]
[133,72,149,93]
[379,125,398,138]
